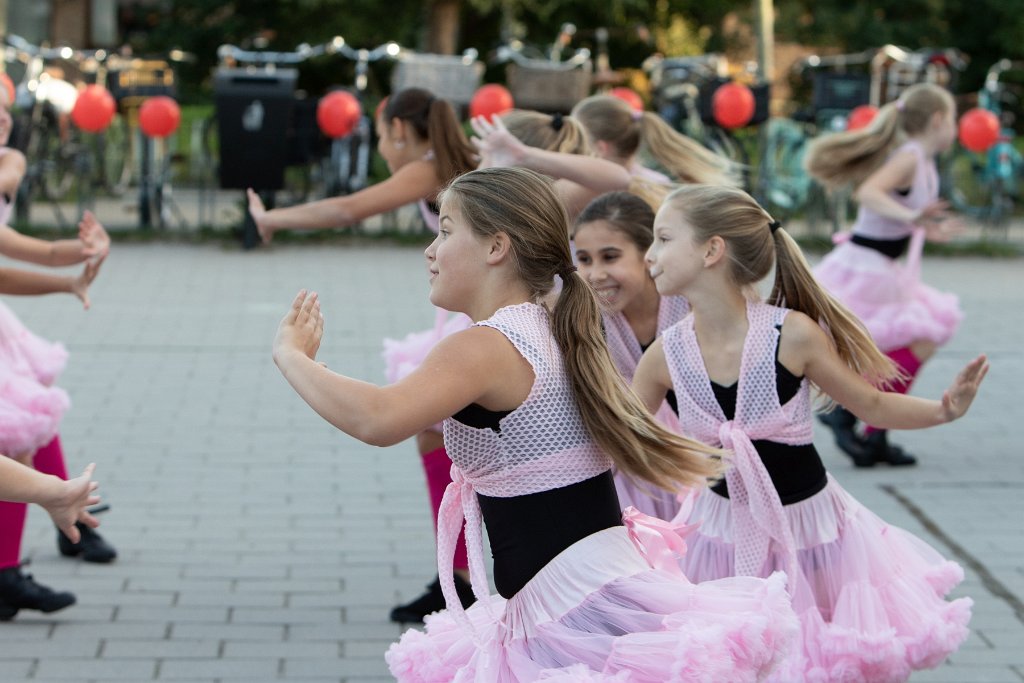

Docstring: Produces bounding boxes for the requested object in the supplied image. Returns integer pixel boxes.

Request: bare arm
[0,211,109,266]
[248,161,440,243]
[272,291,533,446]
[780,312,988,429]
[632,338,674,414]
[0,149,27,198]
[0,459,101,542]
[0,254,104,308]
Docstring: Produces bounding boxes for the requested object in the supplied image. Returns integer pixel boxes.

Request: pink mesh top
[662,301,813,588]
[852,140,937,241]
[437,302,612,625]
[604,295,688,428]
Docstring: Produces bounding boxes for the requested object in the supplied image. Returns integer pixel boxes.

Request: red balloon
[317,90,361,139]
[70,85,116,133]
[470,84,513,121]
[958,107,1000,153]
[609,87,644,113]
[139,96,181,138]
[846,104,879,131]
[0,73,14,106]
[711,82,755,130]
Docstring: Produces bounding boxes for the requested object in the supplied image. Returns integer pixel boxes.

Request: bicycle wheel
[944,148,995,222]
[755,120,811,220]
[31,117,79,201]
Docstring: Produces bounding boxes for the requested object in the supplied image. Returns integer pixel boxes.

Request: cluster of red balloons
[70,85,116,133]
[711,82,755,130]
[470,84,513,121]
[846,105,879,131]
[317,90,361,139]
[958,107,1000,153]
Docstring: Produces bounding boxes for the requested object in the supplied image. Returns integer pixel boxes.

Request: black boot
[389,573,476,624]
[58,522,117,563]
[862,430,918,466]
[0,565,76,621]
[818,407,875,467]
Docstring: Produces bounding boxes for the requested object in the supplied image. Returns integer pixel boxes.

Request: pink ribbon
[623,506,699,575]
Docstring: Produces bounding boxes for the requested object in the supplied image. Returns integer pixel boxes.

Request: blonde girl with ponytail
[274,167,798,681]
[633,183,986,681]
[804,82,965,467]
[572,93,741,209]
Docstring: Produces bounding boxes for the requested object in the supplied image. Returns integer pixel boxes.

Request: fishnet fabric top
[436,302,612,634]
[853,140,937,241]
[604,295,688,431]
[662,301,813,587]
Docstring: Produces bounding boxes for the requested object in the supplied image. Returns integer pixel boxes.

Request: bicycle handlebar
[217,37,399,67]
[494,44,590,70]
[985,59,1024,90]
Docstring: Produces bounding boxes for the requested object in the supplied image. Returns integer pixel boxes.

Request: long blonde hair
[499,109,592,154]
[442,168,723,490]
[572,94,739,188]
[665,184,898,388]
[804,83,954,190]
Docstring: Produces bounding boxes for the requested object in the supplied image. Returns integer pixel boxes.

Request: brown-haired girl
[273,167,797,680]
[804,83,964,466]
[573,191,688,519]
[633,183,986,681]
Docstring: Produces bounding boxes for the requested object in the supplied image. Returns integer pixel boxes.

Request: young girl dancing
[633,183,986,682]
[804,83,963,466]
[274,167,798,681]
[573,191,688,519]
[572,93,739,207]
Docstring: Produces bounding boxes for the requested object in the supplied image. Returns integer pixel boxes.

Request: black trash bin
[213,68,298,190]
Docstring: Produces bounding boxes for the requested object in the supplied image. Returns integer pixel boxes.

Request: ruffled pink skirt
[613,473,681,521]
[0,301,68,385]
[813,242,961,352]
[386,527,798,682]
[680,477,971,682]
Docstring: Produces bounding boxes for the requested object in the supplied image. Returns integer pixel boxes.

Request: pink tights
[0,436,67,569]
[420,446,468,571]
[864,347,923,435]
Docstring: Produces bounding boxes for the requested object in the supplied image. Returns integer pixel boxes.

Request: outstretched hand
[915,200,965,242]
[71,251,106,309]
[940,354,989,422]
[78,210,110,260]
[44,463,101,543]
[247,188,274,244]
[470,115,528,169]
[274,290,324,365]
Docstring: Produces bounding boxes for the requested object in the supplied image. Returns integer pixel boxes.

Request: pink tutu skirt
[0,366,69,456]
[814,242,961,352]
[387,527,798,682]
[613,473,681,521]
[680,476,971,682]
[0,300,68,385]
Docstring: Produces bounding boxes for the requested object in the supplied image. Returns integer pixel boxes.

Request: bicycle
[944,59,1024,229]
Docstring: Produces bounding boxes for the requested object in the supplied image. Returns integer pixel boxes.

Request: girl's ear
[704,235,727,267]
[486,231,513,265]
[594,139,612,158]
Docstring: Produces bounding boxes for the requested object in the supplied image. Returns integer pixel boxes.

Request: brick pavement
[0,241,1021,681]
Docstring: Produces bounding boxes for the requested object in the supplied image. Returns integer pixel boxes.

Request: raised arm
[248,160,440,244]
[272,291,532,446]
[0,211,109,266]
[0,459,101,542]
[0,148,27,199]
[781,312,988,429]
[632,338,674,415]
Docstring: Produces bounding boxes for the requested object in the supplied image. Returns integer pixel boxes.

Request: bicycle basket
[391,54,484,106]
[109,60,177,102]
[506,60,593,113]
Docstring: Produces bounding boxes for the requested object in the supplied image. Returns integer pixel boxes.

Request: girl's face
[575,219,650,312]
[646,205,706,296]
[424,200,489,311]
[375,115,409,173]
[933,106,957,153]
